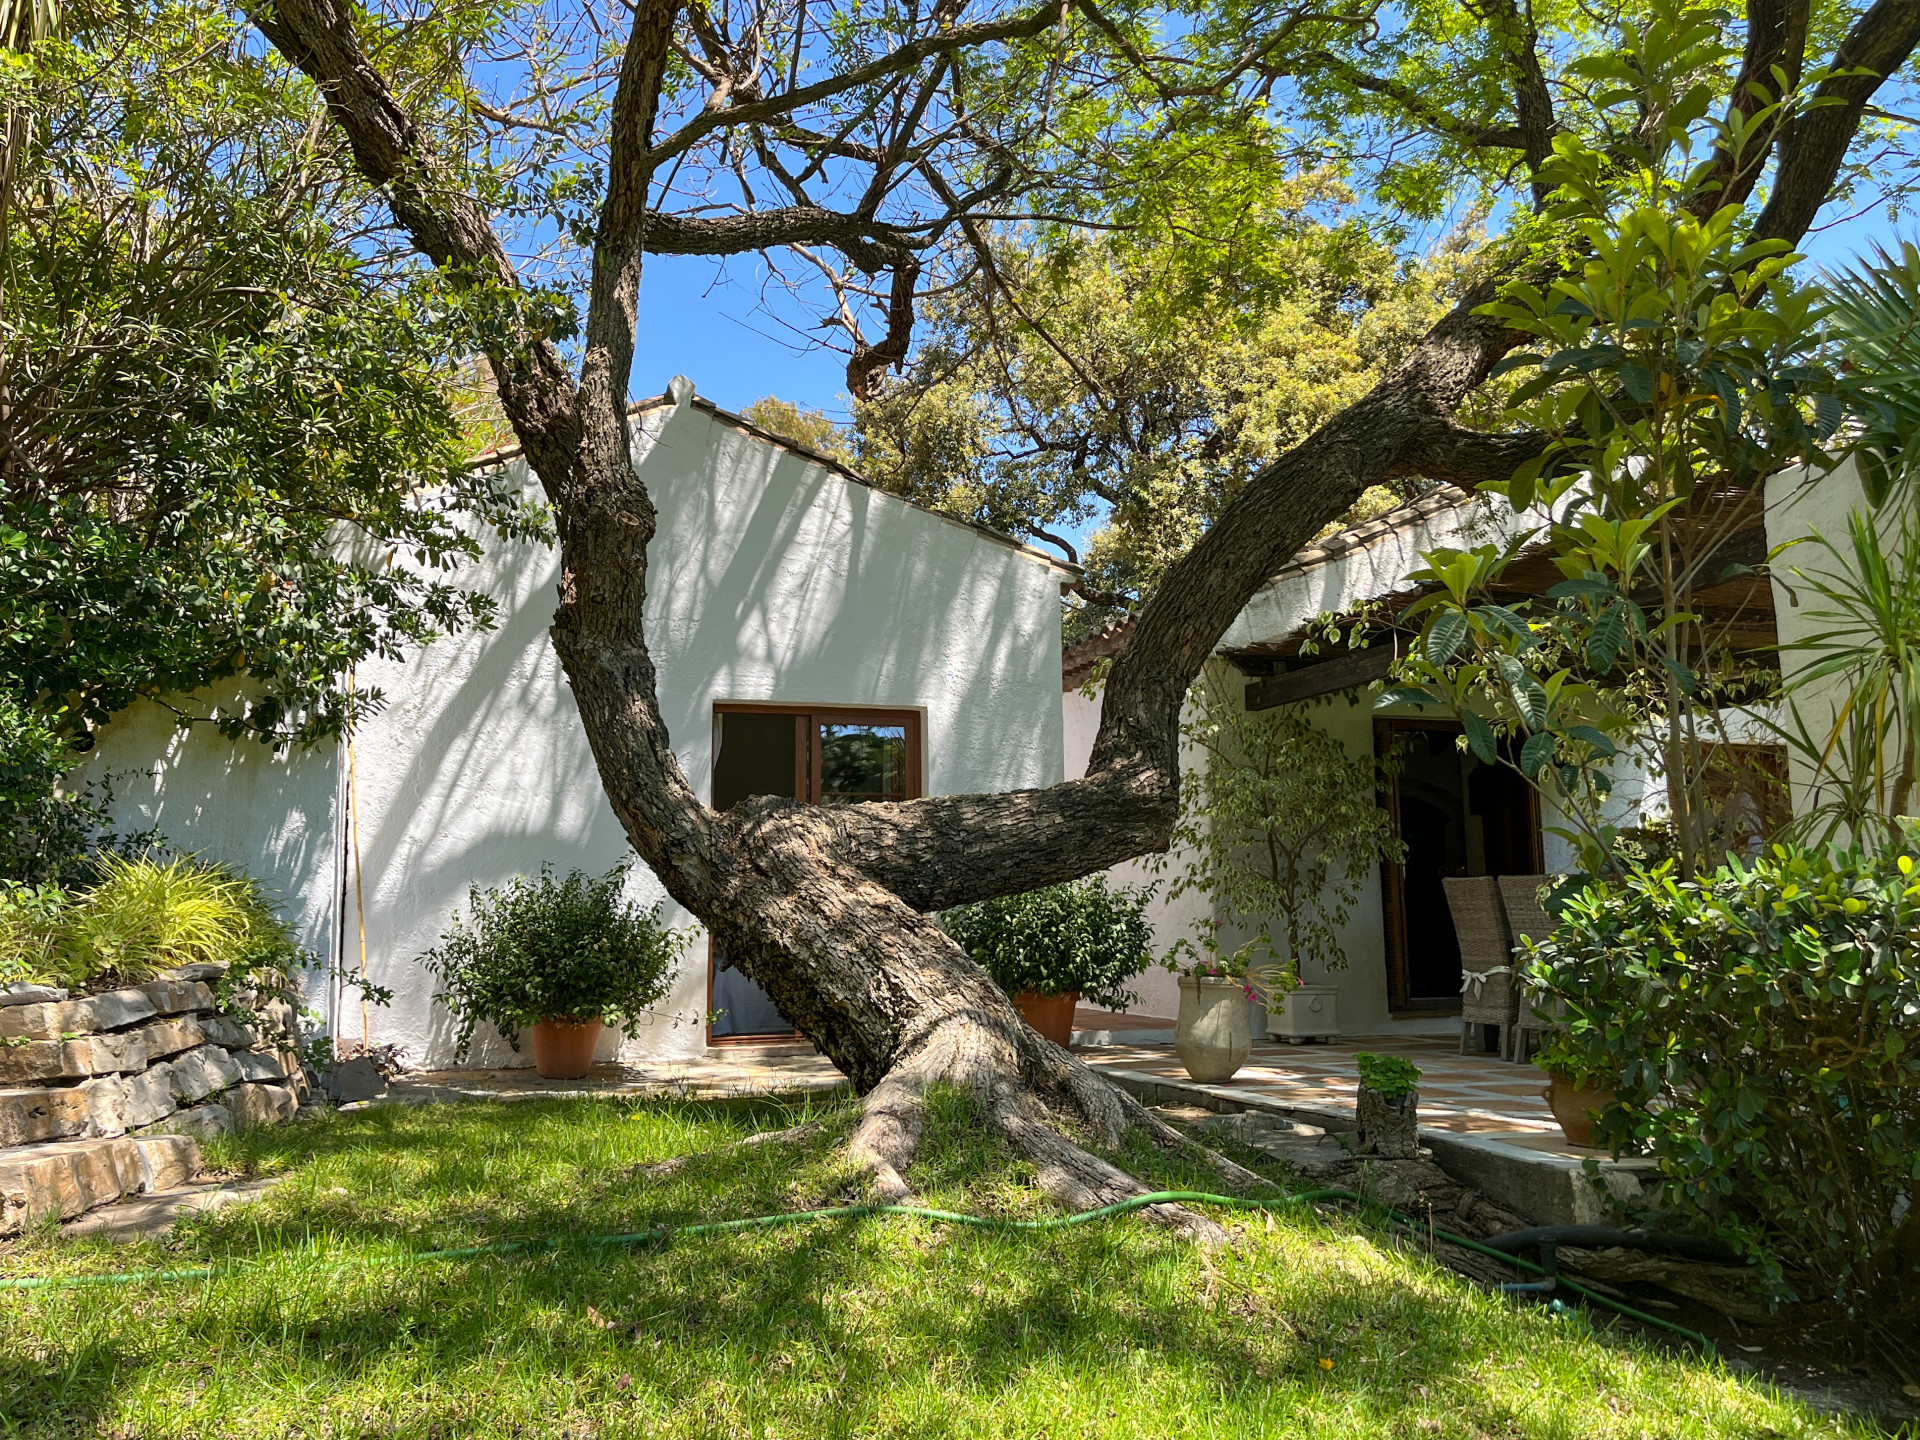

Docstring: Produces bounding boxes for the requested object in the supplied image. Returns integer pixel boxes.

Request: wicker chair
[1442,875,1518,1056]
[1497,874,1561,1062]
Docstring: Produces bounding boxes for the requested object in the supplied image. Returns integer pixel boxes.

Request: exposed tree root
[840,1011,1272,1244]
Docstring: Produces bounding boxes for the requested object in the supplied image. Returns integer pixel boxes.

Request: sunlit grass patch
[0,1094,1870,1439]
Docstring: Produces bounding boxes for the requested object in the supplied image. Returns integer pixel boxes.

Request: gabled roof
[470,377,1082,579]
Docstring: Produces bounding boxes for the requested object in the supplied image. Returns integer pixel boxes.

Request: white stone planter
[1175,975,1251,1083]
[1268,984,1341,1044]
[1247,998,1269,1042]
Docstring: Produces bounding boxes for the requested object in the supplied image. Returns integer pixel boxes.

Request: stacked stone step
[0,966,309,1233]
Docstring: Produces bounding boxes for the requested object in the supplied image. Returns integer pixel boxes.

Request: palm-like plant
[1769,248,1920,844]
[0,0,58,50]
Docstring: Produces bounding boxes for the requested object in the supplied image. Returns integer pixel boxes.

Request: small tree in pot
[424,864,688,1078]
[941,877,1154,1047]
[1159,666,1404,1041]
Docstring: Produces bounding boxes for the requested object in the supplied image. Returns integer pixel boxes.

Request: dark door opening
[707,705,922,1043]
[1376,718,1542,1012]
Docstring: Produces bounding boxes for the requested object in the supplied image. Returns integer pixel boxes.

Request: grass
[0,1092,1879,1439]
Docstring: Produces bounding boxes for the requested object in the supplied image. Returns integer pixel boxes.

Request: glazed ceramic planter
[532,1016,604,1079]
[1268,984,1341,1043]
[1541,1072,1615,1147]
[1175,975,1251,1083]
[1013,991,1079,1048]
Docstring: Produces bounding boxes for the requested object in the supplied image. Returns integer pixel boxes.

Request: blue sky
[636,254,851,420]
[639,206,1915,428]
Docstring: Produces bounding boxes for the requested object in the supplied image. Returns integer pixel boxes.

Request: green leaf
[1567,723,1617,757]
[1462,709,1498,764]
[1424,609,1469,666]
[1587,603,1628,671]
[1547,575,1615,600]
[1657,654,1699,695]
[1496,653,1549,729]
[1520,730,1556,776]
[1375,686,1436,710]
[1618,361,1655,404]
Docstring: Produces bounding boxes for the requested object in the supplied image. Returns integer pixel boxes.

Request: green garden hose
[0,1186,1717,1354]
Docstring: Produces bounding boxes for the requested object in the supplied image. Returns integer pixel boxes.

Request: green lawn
[0,1093,1869,1439]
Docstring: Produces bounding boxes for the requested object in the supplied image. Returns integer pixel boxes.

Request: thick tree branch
[831,275,1536,909]
[1478,0,1557,201]
[1752,0,1920,245]
[242,0,578,442]
[1691,0,1808,217]
[1389,417,1548,491]
[642,204,920,259]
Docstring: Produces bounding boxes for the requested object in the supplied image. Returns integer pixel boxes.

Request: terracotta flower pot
[1013,991,1079,1047]
[1175,975,1251,1083]
[532,1016,604,1079]
[1542,1072,1614,1147]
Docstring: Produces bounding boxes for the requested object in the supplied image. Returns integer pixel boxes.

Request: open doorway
[1375,717,1541,1012]
[707,705,922,1043]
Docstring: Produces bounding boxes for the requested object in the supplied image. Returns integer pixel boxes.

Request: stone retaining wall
[0,966,310,1233]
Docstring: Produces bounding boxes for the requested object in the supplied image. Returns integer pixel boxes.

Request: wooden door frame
[706,703,925,1045]
[1374,715,1543,1015]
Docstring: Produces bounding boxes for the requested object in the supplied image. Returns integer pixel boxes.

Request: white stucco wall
[1763,456,1899,825]
[344,381,1067,1067]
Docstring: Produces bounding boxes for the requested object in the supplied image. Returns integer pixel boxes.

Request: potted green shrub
[941,877,1153,1046]
[1532,1037,1615,1148]
[423,864,688,1078]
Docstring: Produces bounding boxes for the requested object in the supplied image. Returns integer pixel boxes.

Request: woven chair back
[1442,876,1518,1026]
[1497,874,1560,1029]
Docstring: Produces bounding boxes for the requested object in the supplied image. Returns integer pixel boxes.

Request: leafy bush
[0,695,107,885]
[423,865,689,1057]
[1355,1052,1421,1100]
[0,853,305,992]
[941,878,1154,1007]
[1528,845,1920,1361]
[0,882,71,988]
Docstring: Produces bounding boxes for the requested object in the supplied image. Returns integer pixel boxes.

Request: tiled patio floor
[1075,1013,1569,1145]
[387,1021,1571,1150]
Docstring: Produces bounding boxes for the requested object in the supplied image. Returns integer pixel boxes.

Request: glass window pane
[819,723,907,803]
[713,712,800,810]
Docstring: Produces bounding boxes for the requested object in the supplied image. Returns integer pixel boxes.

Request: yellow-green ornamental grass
[0,1095,1865,1439]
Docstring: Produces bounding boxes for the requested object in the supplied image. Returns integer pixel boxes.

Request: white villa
[84,377,1075,1067]
[83,379,1882,1067]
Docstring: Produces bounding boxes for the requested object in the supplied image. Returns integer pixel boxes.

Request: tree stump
[1355,1084,1420,1158]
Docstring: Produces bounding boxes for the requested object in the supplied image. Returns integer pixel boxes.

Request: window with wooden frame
[707,705,923,1043]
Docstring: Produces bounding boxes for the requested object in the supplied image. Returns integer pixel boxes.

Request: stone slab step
[0,1133,200,1232]
[0,980,216,1042]
[60,1176,276,1242]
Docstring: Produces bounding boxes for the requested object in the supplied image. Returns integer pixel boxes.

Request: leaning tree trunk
[248,0,1528,1220]
[239,0,1917,1220]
